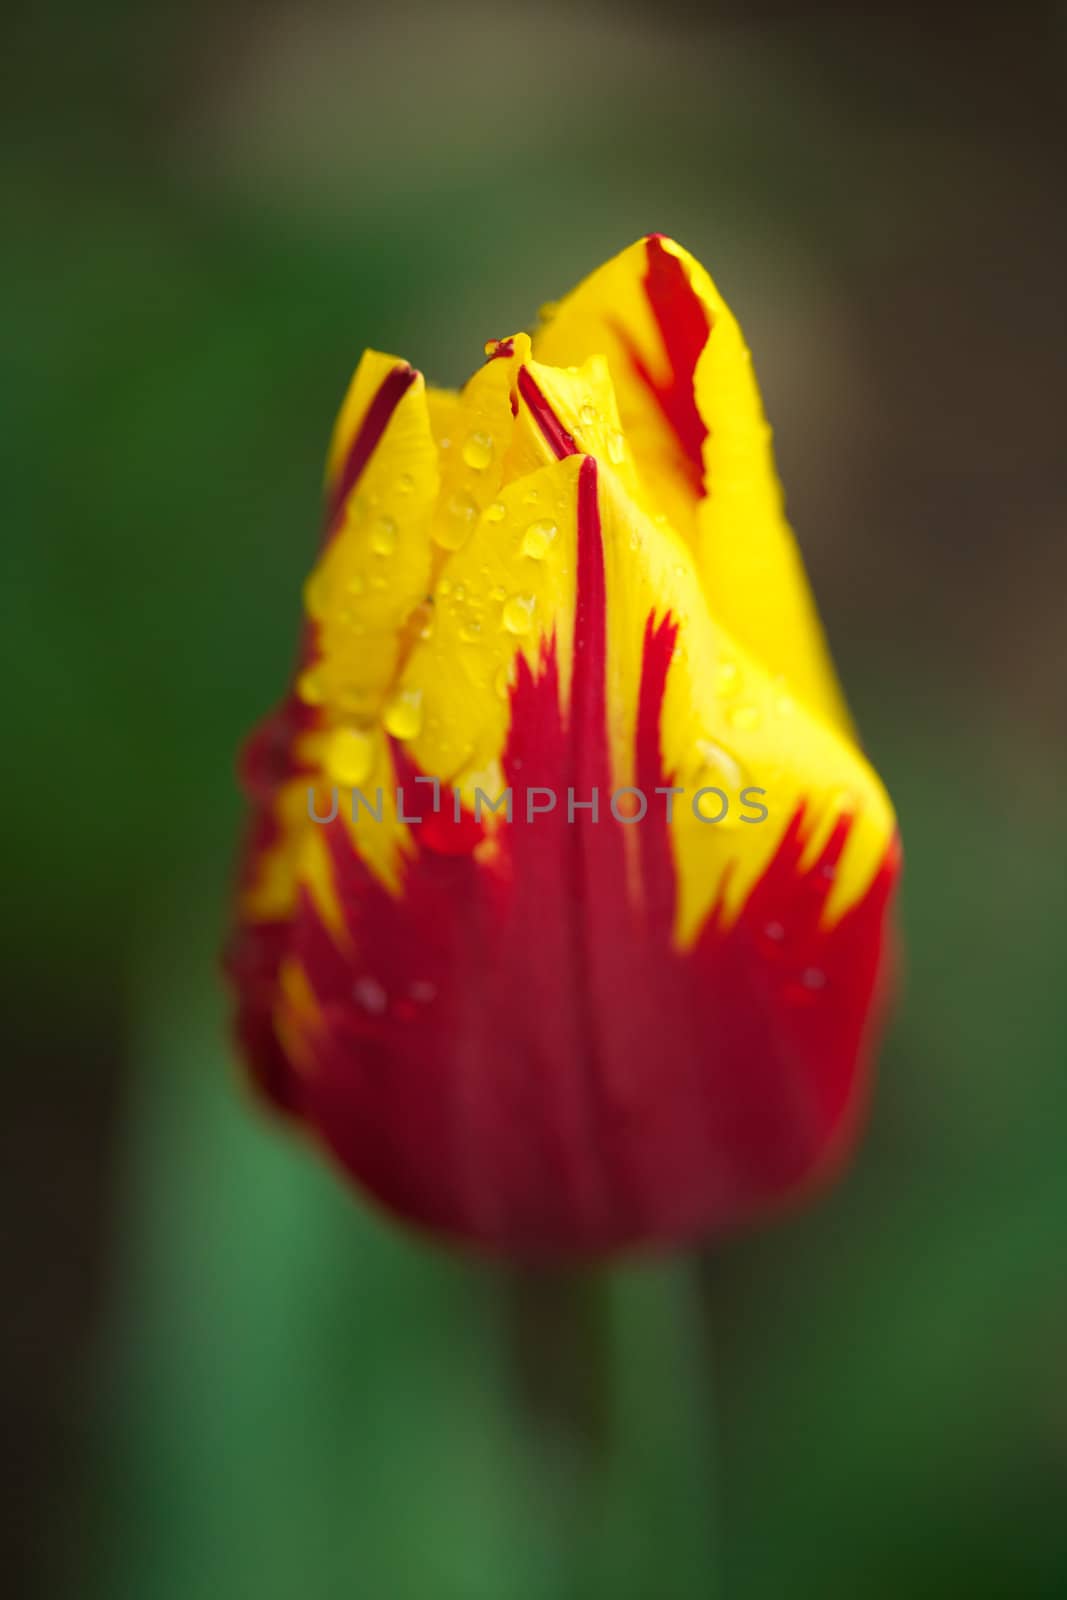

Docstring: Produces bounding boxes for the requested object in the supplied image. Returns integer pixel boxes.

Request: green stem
[504,1264,612,1594]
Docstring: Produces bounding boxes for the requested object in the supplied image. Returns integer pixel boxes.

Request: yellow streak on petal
[396,455,586,785]
[593,465,894,943]
[309,355,439,719]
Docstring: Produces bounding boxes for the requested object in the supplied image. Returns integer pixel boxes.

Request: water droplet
[341,491,369,533]
[345,573,366,597]
[434,491,479,551]
[438,577,452,597]
[782,966,828,1007]
[354,976,387,1015]
[764,920,785,945]
[405,600,434,641]
[607,429,626,464]
[695,738,744,791]
[579,402,598,426]
[485,500,506,523]
[490,586,506,602]
[521,518,557,559]
[326,726,374,785]
[494,663,512,700]
[370,516,397,555]
[459,617,483,642]
[502,595,535,635]
[296,667,323,705]
[396,472,415,495]
[382,687,424,740]
[728,703,761,731]
[693,738,749,828]
[715,661,740,696]
[462,430,494,471]
[409,979,437,1004]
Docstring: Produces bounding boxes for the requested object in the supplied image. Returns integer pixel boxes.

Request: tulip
[226,234,900,1257]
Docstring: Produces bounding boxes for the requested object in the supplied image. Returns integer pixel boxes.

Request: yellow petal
[590,463,894,944]
[305,350,439,719]
[396,452,587,785]
[533,235,852,738]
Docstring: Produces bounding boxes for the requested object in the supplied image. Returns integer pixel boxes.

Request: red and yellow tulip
[226,235,900,1256]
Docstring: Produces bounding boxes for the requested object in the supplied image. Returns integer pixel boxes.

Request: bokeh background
[5,1,1066,1595]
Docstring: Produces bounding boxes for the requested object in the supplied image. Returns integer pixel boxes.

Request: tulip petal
[533,234,852,737]
[305,350,440,720]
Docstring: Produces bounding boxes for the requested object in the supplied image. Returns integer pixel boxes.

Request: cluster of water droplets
[352,974,438,1022]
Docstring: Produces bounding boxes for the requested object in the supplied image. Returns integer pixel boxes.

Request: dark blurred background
[4,2,1066,1596]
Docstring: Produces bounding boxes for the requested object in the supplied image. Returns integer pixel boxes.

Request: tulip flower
[226,234,900,1257]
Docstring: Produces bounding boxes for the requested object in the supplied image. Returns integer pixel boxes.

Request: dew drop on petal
[382,688,424,741]
[354,976,387,1015]
[462,430,494,471]
[370,516,397,556]
[521,518,557,559]
[494,663,512,700]
[326,726,374,786]
[695,737,745,791]
[579,402,598,426]
[502,595,535,635]
[485,500,506,523]
[782,966,828,1007]
[607,429,626,464]
[694,737,748,828]
[435,492,479,551]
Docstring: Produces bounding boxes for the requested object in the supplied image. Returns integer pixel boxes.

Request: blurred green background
[5,1,1066,1596]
